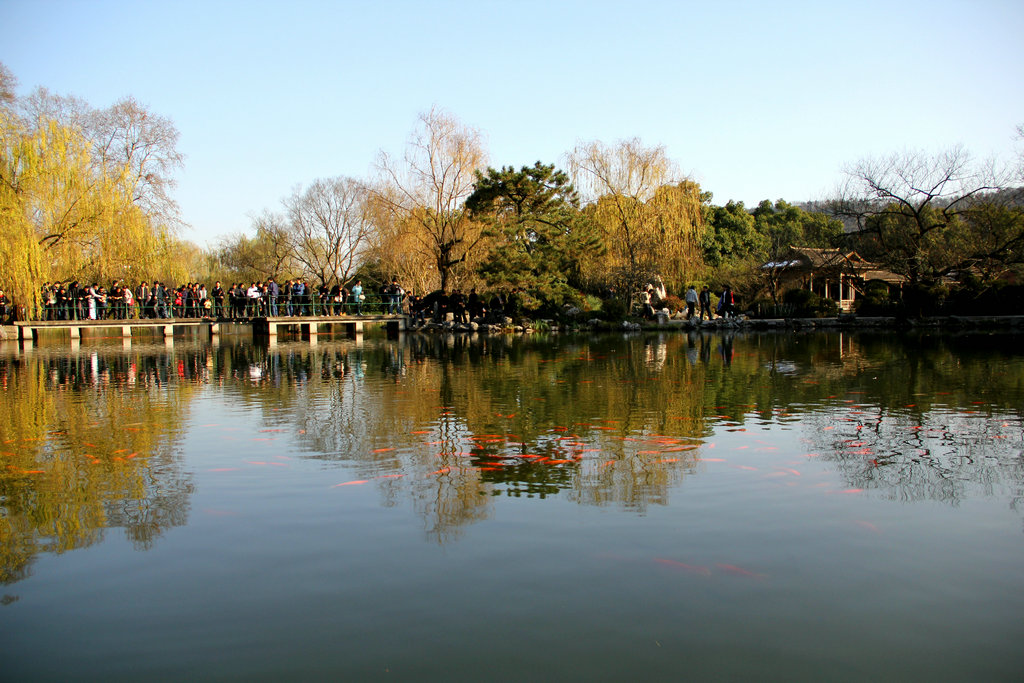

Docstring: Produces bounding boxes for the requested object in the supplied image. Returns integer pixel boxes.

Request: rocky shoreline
[407,313,1024,335]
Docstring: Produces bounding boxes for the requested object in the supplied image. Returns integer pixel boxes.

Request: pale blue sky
[3,0,1022,246]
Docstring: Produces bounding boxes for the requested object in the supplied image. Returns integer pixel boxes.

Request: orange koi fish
[655,558,711,575]
[372,448,394,453]
[716,563,764,578]
[332,480,369,487]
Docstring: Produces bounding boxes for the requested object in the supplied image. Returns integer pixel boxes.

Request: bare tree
[16,88,184,226]
[0,61,17,107]
[283,176,371,286]
[19,86,92,133]
[1016,123,1024,182]
[373,107,487,292]
[832,146,1014,284]
[218,212,296,282]
[89,96,185,226]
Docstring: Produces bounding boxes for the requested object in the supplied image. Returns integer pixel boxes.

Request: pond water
[1,330,1022,681]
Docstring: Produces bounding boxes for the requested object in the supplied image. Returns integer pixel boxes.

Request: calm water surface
[1,330,1022,681]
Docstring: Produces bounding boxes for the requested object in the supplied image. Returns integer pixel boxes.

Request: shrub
[782,288,839,318]
[599,297,628,321]
[660,294,685,313]
[855,280,898,316]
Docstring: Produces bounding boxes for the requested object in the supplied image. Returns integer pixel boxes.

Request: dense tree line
[3,62,1022,319]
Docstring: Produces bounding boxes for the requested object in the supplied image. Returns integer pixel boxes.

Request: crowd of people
[23,277,737,326]
[640,284,736,321]
[32,278,408,322]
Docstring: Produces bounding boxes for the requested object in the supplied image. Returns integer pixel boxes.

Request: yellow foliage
[569,140,706,296]
[0,112,176,312]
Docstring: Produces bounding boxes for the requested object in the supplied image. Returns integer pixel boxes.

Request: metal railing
[27,297,405,322]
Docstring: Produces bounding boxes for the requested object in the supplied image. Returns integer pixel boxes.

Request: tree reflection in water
[2,330,1022,579]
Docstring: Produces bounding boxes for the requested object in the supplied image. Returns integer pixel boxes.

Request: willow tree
[568,138,705,299]
[20,86,184,227]
[0,112,162,311]
[1,65,188,313]
[373,108,488,292]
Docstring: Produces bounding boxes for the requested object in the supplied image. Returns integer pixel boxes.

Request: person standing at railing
[227,284,238,319]
[68,281,79,320]
[124,285,135,319]
[40,283,53,320]
[109,282,123,319]
[281,280,292,316]
[212,282,224,318]
[387,279,403,314]
[350,280,363,315]
[246,282,260,318]
[153,282,166,318]
[236,282,247,319]
[137,282,150,319]
[314,282,326,316]
[56,283,69,320]
[267,278,279,317]
[329,283,342,315]
[289,280,303,316]
[86,283,98,320]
